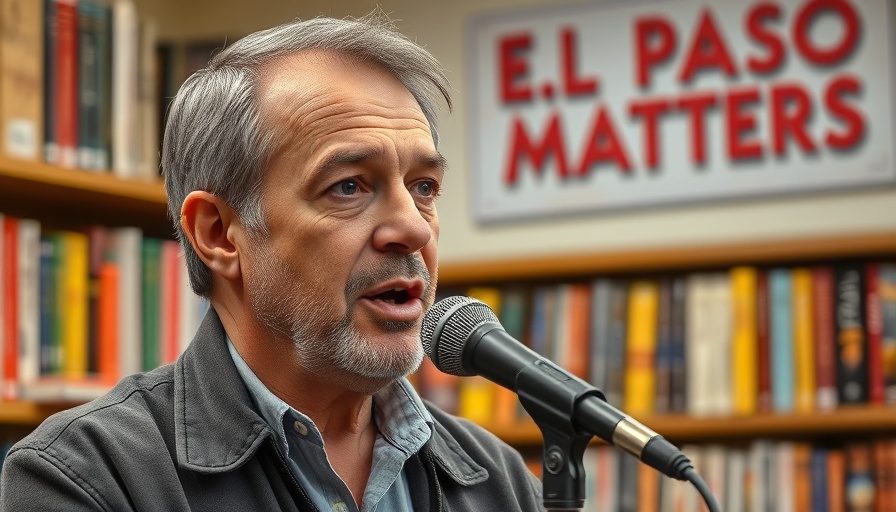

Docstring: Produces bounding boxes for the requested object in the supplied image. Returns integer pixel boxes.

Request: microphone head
[421,296,500,377]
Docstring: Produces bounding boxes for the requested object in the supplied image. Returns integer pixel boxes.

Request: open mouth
[368,288,413,305]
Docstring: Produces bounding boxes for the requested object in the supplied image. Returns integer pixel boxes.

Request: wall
[138,0,896,267]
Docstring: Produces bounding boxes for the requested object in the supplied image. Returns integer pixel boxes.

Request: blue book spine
[770,268,794,412]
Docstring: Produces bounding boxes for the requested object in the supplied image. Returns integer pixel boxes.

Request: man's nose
[371,186,433,255]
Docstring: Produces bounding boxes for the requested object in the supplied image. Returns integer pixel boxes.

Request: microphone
[420,295,693,481]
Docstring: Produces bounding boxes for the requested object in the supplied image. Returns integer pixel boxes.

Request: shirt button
[332,502,348,512]
[293,420,308,436]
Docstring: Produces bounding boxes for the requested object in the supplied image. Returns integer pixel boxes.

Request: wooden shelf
[438,231,896,284]
[0,401,77,427]
[487,406,896,446]
[0,157,171,237]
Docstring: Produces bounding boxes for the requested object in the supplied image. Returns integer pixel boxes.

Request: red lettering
[679,10,739,83]
[634,16,676,88]
[561,27,598,97]
[824,74,864,150]
[746,2,785,74]
[677,92,718,165]
[793,0,860,66]
[629,98,672,169]
[499,33,533,103]
[578,106,633,174]
[771,83,817,155]
[726,87,763,160]
[504,114,570,185]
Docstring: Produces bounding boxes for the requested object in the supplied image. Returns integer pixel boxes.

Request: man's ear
[180,191,242,281]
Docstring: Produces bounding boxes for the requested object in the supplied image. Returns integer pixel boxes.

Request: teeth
[383,299,396,304]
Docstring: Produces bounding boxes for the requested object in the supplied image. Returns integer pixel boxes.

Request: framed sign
[468,0,896,222]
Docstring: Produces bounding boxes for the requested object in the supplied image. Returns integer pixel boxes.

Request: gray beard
[249,249,429,390]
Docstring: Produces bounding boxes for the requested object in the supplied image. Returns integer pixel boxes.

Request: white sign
[468,0,896,222]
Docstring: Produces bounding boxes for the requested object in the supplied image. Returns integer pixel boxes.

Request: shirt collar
[226,338,433,458]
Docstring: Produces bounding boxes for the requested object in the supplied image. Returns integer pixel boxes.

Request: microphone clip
[516,362,604,511]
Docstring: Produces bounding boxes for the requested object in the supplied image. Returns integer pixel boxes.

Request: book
[769,268,795,413]
[624,280,659,416]
[793,443,813,512]
[835,264,869,404]
[76,0,108,170]
[136,16,160,180]
[0,0,44,160]
[813,265,838,410]
[109,227,143,378]
[60,231,89,378]
[654,277,673,415]
[844,443,875,511]
[668,277,687,414]
[42,0,58,163]
[792,268,816,413]
[16,219,41,390]
[605,280,629,408]
[730,266,758,416]
[810,447,829,512]
[828,448,846,512]
[1,216,17,400]
[865,263,885,405]
[111,0,139,177]
[756,269,772,413]
[141,238,162,370]
[686,273,731,416]
[879,264,896,405]
[53,0,79,168]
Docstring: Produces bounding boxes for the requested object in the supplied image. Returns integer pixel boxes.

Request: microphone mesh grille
[421,296,499,376]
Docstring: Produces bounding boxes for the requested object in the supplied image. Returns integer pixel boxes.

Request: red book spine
[756,269,772,413]
[866,263,884,405]
[54,0,79,167]
[3,218,19,400]
[813,266,838,410]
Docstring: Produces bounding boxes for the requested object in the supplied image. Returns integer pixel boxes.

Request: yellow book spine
[62,232,89,378]
[792,267,816,413]
[624,280,659,416]
[731,266,758,415]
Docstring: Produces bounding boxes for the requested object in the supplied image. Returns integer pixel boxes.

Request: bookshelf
[0,158,169,237]
[434,232,896,451]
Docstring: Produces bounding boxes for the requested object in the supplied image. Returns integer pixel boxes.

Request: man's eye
[333,179,360,196]
[413,180,439,197]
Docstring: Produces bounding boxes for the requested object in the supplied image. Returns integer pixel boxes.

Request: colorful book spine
[731,266,758,416]
[60,231,89,378]
[0,0,44,160]
[792,268,816,413]
[2,217,18,400]
[756,269,772,413]
[624,280,659,416]
[813,266,838,411]
[866,263,885,405]
[605,280,629,408]
[53,0,79,168]
[879,264,896,405]
[835,264,868,405]
[141,238,162,370]
[769,268,795,413]
[654,277,673,415]
[668,277,687,413]
[16,219,41,388]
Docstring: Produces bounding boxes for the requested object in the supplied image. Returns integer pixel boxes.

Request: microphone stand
[516,363,603,511]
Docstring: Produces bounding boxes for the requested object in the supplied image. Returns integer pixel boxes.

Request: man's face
[244,51,443,390]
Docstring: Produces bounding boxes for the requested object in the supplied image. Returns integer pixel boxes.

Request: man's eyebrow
[316,147,383,174]
[315,148,448,173]
[419,152,448,172]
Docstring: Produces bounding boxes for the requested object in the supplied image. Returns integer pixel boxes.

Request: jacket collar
[173,307,488,488]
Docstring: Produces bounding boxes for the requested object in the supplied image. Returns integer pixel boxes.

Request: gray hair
[162,13,452,297]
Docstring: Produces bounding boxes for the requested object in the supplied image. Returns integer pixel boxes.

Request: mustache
[344,254,432,299]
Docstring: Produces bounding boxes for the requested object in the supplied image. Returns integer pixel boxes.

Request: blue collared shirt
[227,340,433,512]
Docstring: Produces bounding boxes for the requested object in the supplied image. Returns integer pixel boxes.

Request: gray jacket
[0,309,544,511]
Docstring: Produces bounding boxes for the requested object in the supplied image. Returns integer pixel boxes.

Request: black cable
[683,466,721,512]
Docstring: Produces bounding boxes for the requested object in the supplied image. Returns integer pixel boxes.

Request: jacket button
[293,420,309,436]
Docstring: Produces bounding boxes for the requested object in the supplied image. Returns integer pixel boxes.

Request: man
[0,14,544,512]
